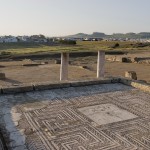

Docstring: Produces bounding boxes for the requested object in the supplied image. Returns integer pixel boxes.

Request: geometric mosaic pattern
[23,108,137,150]
[78,103,137,125]
[0,83,150,150]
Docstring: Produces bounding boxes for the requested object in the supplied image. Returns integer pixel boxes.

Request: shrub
[132,42,150,48]
[110,43,120,48]
[59,40,76,45]
[0,51,11,55]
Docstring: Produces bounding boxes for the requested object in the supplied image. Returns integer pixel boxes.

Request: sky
[0,0,150,36]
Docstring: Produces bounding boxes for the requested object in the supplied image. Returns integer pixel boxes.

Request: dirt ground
[0,53,149,86]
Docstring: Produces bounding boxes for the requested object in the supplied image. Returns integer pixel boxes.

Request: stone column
[60,52,69,81]
[97,51,105,78]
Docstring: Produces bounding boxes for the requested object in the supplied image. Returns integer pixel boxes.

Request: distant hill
[65,32,150,39]
[66,33,89,38]
[66,32,106,38]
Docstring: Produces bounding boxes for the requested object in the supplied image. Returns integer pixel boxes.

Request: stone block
[119,78,150,93]
[70,79,112,87]
[119,78,132,86]
[122,57,131,63]
[33,81,70,91]
[22,64,40,67]
[125,71,137,80]
[0,73,5,79]
[130,82,150,93]
[2,84,34,94]
[79,66,89,69]
[111,77,120,83]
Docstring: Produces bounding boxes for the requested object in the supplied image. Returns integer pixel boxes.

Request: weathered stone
[120,77,150,93]
[122,57,131,63]
[131,57,139,63]
[79,65,89,69]
[125,71,137,80]
[22,63,40,67]
[2,84,33,94]
[33,81,70,91]
[70,79,112,87]
[0,73,5,79]
[131,82,150,93]
[111,77,120,83]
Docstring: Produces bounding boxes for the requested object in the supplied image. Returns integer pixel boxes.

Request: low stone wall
[0,77,149,94]
[0,78,113,94]
[106,56,150,64]
[119,78,150,93]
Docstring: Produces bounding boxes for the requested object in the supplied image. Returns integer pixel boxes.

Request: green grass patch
[0,41,150,56]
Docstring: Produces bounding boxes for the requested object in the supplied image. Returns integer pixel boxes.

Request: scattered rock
[131,57,150,64]
[132,57,139,63]
[106,56,132,63]
[125,71,137,80]
[79,65,89,69]
[122,57,132,63]
[22,59,31,62]
[138,59,150,64]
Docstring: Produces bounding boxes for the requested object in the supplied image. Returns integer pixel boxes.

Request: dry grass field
[0,41,150,56]
[0,55,149,86]
[0,41,149,86]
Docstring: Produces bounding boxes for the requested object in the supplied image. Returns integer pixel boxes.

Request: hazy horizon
[0,0,150,36]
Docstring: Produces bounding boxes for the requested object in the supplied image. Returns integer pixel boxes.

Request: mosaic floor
[0,83,150,150]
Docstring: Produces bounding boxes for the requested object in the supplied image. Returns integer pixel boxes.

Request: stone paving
[0,83,150,150]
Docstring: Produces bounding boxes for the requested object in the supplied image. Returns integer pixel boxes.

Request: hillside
[66,32,150,39]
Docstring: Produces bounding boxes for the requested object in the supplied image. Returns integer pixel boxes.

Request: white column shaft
[97,51,105,78]
[60,53,69,81]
